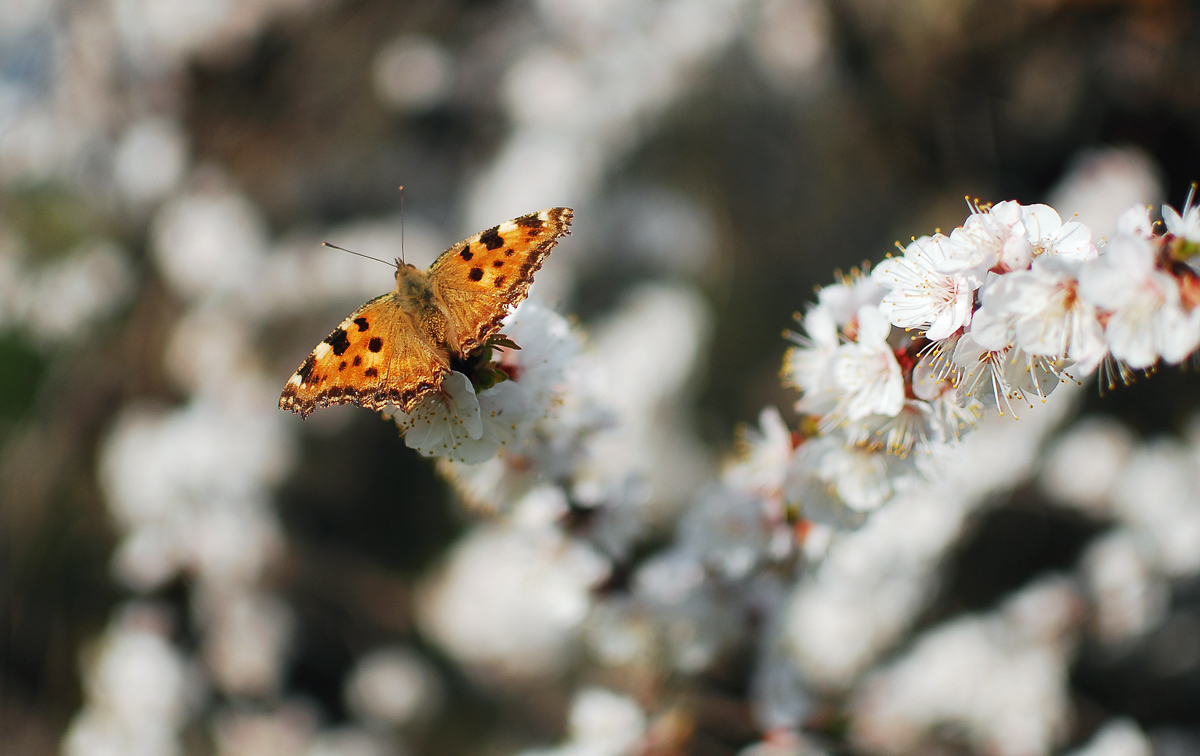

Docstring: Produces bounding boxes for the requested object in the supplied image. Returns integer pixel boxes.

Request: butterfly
[280,207,573,418]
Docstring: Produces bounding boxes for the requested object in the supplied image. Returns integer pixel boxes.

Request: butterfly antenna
[398,185,406,265]
[323,242,398,270]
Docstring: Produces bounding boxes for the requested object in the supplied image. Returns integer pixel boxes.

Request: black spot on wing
[339,361,347,371]
[364,367,379,378]
[368,337,383,353]
[516,214,543,229]
[479,227,503,250]
[459,244,474,261]
[494,275,506,288]
[493,260,504,267]
[353,355,362,366]
[326,328,351,356]
[354,317,369,331]
[297,355,316,382]
[468,267,483,281]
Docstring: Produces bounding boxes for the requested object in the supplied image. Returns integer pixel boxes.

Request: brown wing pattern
[279,294,449,418]
[428,207,573,356]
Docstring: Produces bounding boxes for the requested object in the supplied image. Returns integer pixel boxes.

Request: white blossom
[1163,197,1200,243]
[948,201,1095,276]
[783,304,840,415]
[812,272,886,325]
[725,406,794,503]
[1017,203,1098,262]
[212,704,317,756]
[1048,147,1164,242]
[784,437,915,527]
[828,306,905,423]
[395,371,530,464]
[1078,231,1199,367]
[874,234,976,340]
[952,332,1062,414]
[972,256,1107,374]
[435,302,602,506]
[1115,204,1156,238]
[941,208,1011,276]
[911,348,982,444]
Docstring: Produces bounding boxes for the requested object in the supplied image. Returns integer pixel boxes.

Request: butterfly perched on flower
[279,208,573,418]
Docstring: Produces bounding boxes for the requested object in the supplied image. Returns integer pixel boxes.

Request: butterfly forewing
[279,294,449,417]
[429,207,573,355]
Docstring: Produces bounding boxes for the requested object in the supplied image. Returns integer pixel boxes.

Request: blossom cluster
[380,192,1200,752]
[780,195,1200,526]
[329,184,1200,755]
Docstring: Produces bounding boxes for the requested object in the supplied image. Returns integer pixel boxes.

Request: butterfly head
[394,260,423,286]
[394,260,433,301]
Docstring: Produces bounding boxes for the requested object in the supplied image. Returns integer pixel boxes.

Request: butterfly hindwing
[279,294,449,417]
[428,207,573,355]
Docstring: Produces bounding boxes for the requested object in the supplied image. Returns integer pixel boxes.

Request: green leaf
[487,337,522,351]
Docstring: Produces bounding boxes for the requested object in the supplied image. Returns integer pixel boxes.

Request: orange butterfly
[280,208,573,418]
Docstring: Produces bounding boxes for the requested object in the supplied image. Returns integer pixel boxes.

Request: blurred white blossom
[372,35,453,111]
[213,704,317,756]
[114,117,189,206]
[100,401,291,590]
[516,687,645,756]
[1064,720,1152,756]
[1080,531,1168,647]
[344,647,443,728]
[1048,147,1163,242]
[62,605,196,756]
[749,0,833,93]
[417,504,609,678]
[151,181,268,300]
[850,577,1082,756]
[1111,439,1200,577]
[18,240,134,344]
[1039,417,1135,517]
[196,588,294,698]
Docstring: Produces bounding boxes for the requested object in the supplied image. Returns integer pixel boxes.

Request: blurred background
[3,0,1200,755]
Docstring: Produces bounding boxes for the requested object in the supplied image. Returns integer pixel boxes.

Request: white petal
[1162,204,1185,235]
[855,304,892,344]
[969,306,1013,351]
[1020,203,1063,241]
[1115,205,1154,238]
[1050,221,1096,261]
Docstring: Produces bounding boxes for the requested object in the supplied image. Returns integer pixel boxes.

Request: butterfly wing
[428,207,573,355]
[279,293,449,418]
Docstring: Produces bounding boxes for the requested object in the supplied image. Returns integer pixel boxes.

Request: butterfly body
[279,207,573,418]
[394,264,449,343]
